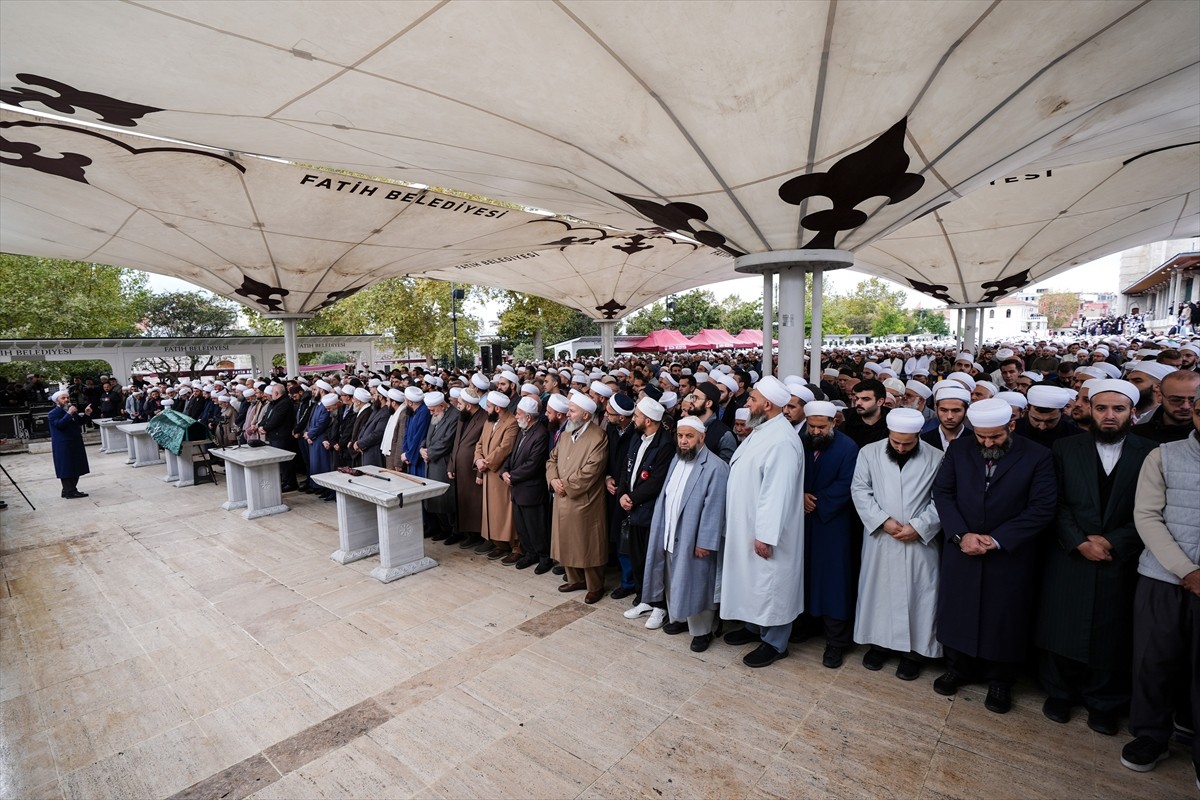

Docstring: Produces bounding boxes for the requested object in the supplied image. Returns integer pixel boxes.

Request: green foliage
[1037,291,1081,330]
[510,342,536,361]
[625,290,723,335]
[912,309,950,335]
[0,254,150,338]
[821,277,936,337]
[135,291,242,375]
[719,297,763,335]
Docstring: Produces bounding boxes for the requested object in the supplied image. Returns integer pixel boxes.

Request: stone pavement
[0,446,1195,799]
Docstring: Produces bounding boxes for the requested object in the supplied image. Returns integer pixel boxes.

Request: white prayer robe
[720,412,806,627]
[851,439,944,657]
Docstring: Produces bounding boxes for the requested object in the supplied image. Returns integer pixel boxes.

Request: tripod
[0,459,36,511]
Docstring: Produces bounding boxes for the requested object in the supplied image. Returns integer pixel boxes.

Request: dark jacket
[618,426,675,528]
[803,429,860,620]
[357,404,392,467]
[257,394,296,449]
[1131,406,1193,444]
[504,418,550,506]
[49,405,90,479]
[1013,415,1082,449]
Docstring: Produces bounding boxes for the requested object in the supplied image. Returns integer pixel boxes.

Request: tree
[1038,291,1081,330]
[912,309,950,336]
[625,289,722,335]
[135,291,241,377]
[0,254,150,382]
[493,292,582,359]
[329,277,483,363]
[823,278,913,335]
[719,297,763,335]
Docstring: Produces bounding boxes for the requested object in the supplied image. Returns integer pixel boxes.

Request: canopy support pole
[599,320,616,361]
[735,249,853,384]
[267,314,313,378]
[762,272,774,378]
[809,269,824,387]
[943,303,995,354]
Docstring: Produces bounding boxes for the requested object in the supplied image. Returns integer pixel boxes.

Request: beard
[676,443,699,462]
[979,437,1013,461]
[1092,416,1132,445]
[516,417,528,431]
[487,411,499,423]
[746,410,768,429]
[564,419,581,433]
[807,431,835,450]
[885,441,918,467]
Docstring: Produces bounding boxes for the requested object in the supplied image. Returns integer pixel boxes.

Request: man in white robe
[721,376,806,668]
[851,407,944,681]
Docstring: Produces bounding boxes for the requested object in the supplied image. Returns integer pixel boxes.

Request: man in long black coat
[257,383,297,490]
[1035,381,1155,735]
[503,396,550,570]
[932,397,1056,714]
[48,389,92,498]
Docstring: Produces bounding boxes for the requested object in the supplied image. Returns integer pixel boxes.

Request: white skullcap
[1094,362,1122,379]
[734,407,751,422]
[590,380,613,398]
[693,372,710,384]
[1128,362,1177,382]
[429,376,444,388]
[162,399,174,407]
[912,368,930,377]
[242,388,257,398]
[886,408,925,434]
[824,368,840,378]
[461,389,481,406]
[471,373,491,391]
[699,361,712,371]
[1181,343,1200,356]
[681,368,693,376]
[967,397,1014,428]
[905,380,932,400]
[882,377,906,394]
[368,378,382,388]
[786,382,815,403]
[320,393,339,407]
[449,387,462,400]
[975,381,998,398]
[934,385,971,405]
[315,379,333,392]
[547,394,570,414]
[661,373,679,387]
[385,387,404,403]
[864,362,883,374]
[783,374,804,385]
[660,392,679,409]
[569,393,597,414]
[50,389,69,402]
[521,383,539,396]
[996,348,1015,360]
[216,393,230,403]
[1074,366,1105,380]
[353,387,373,403]
[1020,371,1044,383]
[749,370,760,383]
[424,391,445,407]
[1085,379,1139,407]
[517,396,540,415]
[804,400,838,419]
[755,376,792,407]
[636,396,665,422]
[676,416,706,433]
[955,352,974,363]
[947,372,977,391]
[486,390,511,409]
[404,386,424,403]
[999,391,1028,409]
[1027,385,1072,409]
[501,370,519,384]
[878,367,898,379]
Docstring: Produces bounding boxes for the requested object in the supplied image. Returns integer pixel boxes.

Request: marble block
[94,418,126,453]
[209,446,294,520]
[117,423,164,468]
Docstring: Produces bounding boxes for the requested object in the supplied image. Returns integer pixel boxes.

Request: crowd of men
[26,332,1200,787]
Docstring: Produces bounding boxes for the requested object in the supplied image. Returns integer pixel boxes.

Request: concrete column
[1191,272,1200,302]
[599,320,616,362]
[762,272,774,378]
[777,267,805,378]
[735,249,853,383]
[281,317,300,378]
[962,308,978,353]
[808,269,824,386]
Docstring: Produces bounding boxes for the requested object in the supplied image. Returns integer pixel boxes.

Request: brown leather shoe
[501,552,522,566]
[584,590,603,605]
[487,548,508,560]
[557,581,586,593]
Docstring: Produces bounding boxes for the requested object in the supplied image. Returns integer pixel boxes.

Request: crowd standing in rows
[31,334,1200,787]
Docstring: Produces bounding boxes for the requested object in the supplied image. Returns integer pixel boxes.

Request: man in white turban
[1016,384,1082,449]
[720,376,806,668]
[474,390,519,560]
[851,407,944,680]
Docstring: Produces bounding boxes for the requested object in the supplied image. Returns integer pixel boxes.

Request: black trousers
[822,616,853,649]
[944,646,1018,687]
[628,524,652,597]
[514,502,549,560]
[60,476,79,495]
[1038,650,1128,713]
[1130,576,1200,762]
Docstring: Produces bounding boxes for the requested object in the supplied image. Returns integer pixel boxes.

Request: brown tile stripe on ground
[166,602,593,800]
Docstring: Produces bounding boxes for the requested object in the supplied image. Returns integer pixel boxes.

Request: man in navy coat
[932,397,1056,714]
[48,389,92,498]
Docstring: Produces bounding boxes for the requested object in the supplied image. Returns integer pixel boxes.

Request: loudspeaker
[491,343,502,367]
[481,346,492,372]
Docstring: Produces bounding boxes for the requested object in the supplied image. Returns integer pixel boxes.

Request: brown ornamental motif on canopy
[595,299,626,319]
[608,193,744,257]
[0,74,163,127]
[779,117,925,249]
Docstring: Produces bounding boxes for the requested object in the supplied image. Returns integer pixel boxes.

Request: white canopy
[1,0,1198,314]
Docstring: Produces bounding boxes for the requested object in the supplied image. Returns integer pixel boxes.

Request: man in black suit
[257,382,297,490]
[503,396,551,570]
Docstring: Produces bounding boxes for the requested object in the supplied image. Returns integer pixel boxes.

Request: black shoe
[984,683,1012,714]
[64,490,89,499]
[610,586,635,600]
[322,493,336,502]
[474,541,496,554]
[788,626,817,645]
[723,628,761,647]
[552,565,566,576]
[458,535,483,550]
[934,671,966,696]
[1087,709,1119,736]
[662,621,688,636]
[487,548,507,561]
[1119,736,1169,772]
[281,484,299,493]
[690,634,713,653]
[430,531,449,541]
[534,559,554,575]
[1042,697,1071,724]
[895,657,922,681]
[861,647,888,671]
[443,534,463,546]
[822,645,844,669]
[743,643,788,668]
[0,500,7,509]
[514,555,537,570]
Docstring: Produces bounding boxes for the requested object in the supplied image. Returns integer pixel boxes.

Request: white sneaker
[645,608,667,630]
[623,602,653,619]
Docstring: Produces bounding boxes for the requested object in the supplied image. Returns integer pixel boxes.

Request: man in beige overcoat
[547,393,610,603]
[475,390,519,560]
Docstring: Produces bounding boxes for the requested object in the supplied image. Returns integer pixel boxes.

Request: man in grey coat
[420,391,460,540]
[642,415,729,652]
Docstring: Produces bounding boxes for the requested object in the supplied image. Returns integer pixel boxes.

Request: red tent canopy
[686,329,741,351]
[629,329,693,352]
[731,329,777,347]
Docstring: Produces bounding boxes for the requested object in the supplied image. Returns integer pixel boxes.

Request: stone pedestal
[310,466,448,583]
[162,440,208,487]
[95,418,126,454]
[116,422,164,467]
[209,446,293,519]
